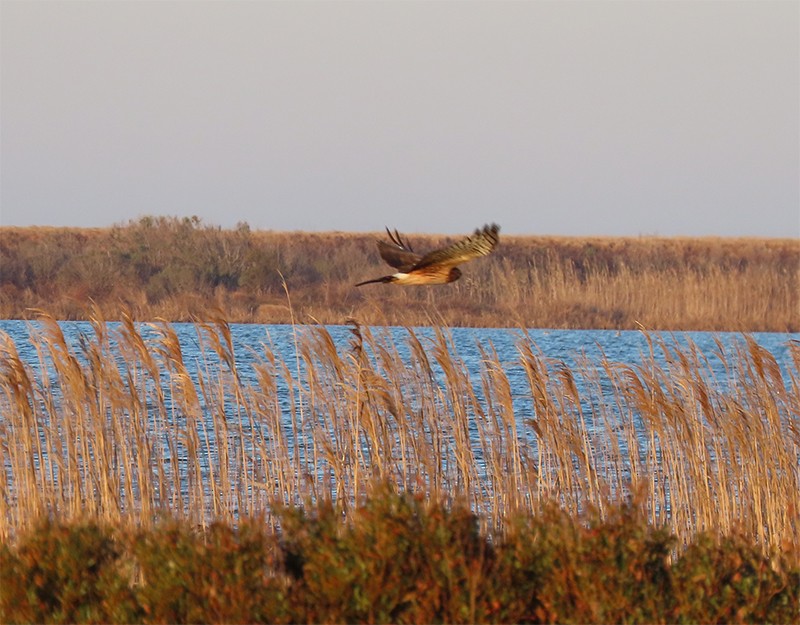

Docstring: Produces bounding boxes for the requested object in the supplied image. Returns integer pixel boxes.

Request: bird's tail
[355,275,396,287]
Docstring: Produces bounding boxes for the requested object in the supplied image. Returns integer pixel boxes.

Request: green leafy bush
[483,503,677,624]
[131,520,287,624]
[1,491,797,624]
[670,534,800,624]
[278,485,493,623]
[0,521,136,624]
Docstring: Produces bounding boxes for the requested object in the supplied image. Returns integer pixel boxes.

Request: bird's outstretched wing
[356,223,500,287]
[376,228,422,271]
[412,223,500,270]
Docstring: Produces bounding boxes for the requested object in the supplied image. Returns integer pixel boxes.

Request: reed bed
[0,312,798,563]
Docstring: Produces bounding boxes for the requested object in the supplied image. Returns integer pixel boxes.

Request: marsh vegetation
[1,216,797,330]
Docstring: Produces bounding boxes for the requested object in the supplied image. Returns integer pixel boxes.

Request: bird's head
[447,267,463,283]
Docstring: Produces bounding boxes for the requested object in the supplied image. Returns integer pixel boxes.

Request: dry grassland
[0,218,797,330]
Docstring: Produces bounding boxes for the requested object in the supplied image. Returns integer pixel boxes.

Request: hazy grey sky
[1,0,798,237]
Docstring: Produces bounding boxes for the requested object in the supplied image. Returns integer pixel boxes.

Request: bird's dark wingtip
[383,227,413,251]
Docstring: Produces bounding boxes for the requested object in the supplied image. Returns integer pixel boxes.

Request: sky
[1,1,798,238]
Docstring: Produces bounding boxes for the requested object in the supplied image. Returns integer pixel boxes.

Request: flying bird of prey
[356,223,500,286]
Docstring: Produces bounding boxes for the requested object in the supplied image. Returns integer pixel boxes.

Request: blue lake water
[2,320,797,386]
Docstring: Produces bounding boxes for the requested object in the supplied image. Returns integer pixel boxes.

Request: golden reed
[0,310,797,563]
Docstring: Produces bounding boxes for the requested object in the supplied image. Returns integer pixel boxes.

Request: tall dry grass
[0,218,797,330]
[0,311,798,563]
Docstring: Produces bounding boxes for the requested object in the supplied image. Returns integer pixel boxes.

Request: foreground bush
[278,489,493,623]
[0,522,134,624]
[132,521,287,624]
[1,490,797,624]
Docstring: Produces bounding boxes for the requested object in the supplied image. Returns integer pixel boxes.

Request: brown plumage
[356,223,500,286]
